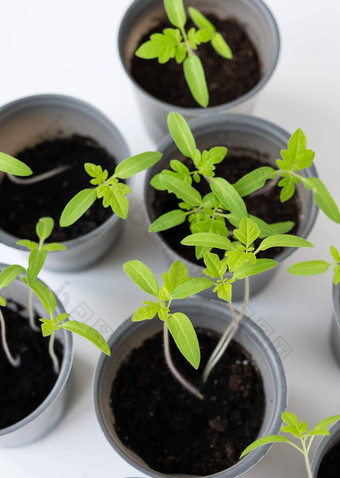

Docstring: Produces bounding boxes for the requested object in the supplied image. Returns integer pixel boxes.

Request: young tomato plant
[233,128,340,224]
[123,259,213,399]
[288,245,340,285]
[60,151,162,227]
[124,217,313,397]
[0,218,110,375]
[181,216,313,381]
[240,412,340,478]
[17,217,67,331]
[135,0,232,107]
[0,151,32,176]
[150,112,296,259]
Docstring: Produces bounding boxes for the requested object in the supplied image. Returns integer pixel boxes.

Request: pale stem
[202,321,238,383]
[0,309,21,367]
[49,333,60,375]
[237,277,250,323]
[28,289,39,332]
[302,439,313,478]
[163,322,203,400]
[202,277,250,383]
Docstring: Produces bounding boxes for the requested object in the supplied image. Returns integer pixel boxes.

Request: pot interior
[95,298,286,477]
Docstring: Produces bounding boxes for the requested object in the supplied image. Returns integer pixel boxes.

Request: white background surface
[0,0,340,476]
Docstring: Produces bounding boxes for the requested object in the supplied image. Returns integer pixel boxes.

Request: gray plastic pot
[331,283,340,365]
[94,296,287,478]
[118,0,280,143]
[311,420,340,477]
[144,114,319,301]
[0,94,131,272]
[0,263,73,447]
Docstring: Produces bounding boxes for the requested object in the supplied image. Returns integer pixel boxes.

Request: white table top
[1,0,340,476]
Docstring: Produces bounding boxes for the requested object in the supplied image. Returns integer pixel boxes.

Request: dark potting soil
[131,14,261,108]
[0,135,117,242]
[0,300,63,429]
[111,328,265,476]
[317,441,340,477]
[150,149,301,265]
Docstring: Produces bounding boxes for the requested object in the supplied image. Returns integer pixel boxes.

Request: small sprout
[0,151,32,176]
[135,0,233,107]
[288,245,340,285]
[241,412,340,478]
[234,129,340,224]
[60,151,162,227]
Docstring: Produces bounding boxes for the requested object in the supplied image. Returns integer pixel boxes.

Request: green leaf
[36,217,54,244]
[56,313,70,324]
[183,55,209,108]
[240,435,292,458]
[203,252,228,278]
[226,250,249,273]
[279,177,295,202]
[26,279,56,316]
[0,152,32,176]
[123,260,159,297]
[278,129,315,171]
[234,167,276,197]
[333,266,340,285]
[162,261,189,294]
[288,260,331,276]
[215,282,232,302]
[42,243,67,252]
[135,40,162,59]
[164,0,186,28]
[331,246,340,263]
[234,217,260,248]
[181,232,234,251]
[166,313,200,369]
[160,175,202,206]
[249,215,294,238]
[0,296,6,307]
[258,235,313,252]
[115,152,162,179]
[172,277,213,299]
[40,319,57,337]
[27,249,47,284]
[110,190,129,219]
[211,32,233,59]
[149,209,187,232]
[188,7,215,31]
[61,320,110,355]
[210,177,248,218]
[0,265,25,289]
[303,177,340,224]
[16,239,38,250]
[195,28,214,43]
[60,189,97,227]
[132,303,160,321]
[175,43,187,63]
[167,112,196,159]
[233,259,278,280]
[311,415,340,434]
